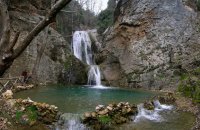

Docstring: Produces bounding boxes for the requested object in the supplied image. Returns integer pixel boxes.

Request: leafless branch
[12,0,72,59]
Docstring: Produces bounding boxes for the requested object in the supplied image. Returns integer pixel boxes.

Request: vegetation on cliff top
[97,0,116,34]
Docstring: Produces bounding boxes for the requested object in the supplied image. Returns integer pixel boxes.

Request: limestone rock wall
[100,0,200,90]
[2,0,69,84]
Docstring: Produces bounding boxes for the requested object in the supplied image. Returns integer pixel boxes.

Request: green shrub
[98,115,111,124]
[15,106,38,124]
[178,71,200,103]
[97,9,114,34]
[26,106,38,122]
[16,111,23,122]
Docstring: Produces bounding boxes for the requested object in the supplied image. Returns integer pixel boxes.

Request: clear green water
[14,85,156,113]
[14,85,195,130]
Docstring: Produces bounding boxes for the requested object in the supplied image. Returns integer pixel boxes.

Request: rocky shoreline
[81,93,176,130]
[82,102,137,129]
[0,84,60,130]
[0,96,59,130]
[0,86,199,130]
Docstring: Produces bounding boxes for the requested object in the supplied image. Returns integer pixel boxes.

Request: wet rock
[157,93,176,104]
[95,105,105,112]
[114,116,127,124]
[107,106,113,111]
[59,55,88,85]
[98,109,109,115]
[91,112,97,118]
[84,112,92,118]
[82,102,138,129]
[2,90,13,99]
[15,84,34,91]
[143,101,155,110]
[117,102,124,107]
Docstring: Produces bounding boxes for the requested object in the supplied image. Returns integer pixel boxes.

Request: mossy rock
[59,54,88,85]
[177,68,200,103]
[157,94,176,104]
[143,101,155,110]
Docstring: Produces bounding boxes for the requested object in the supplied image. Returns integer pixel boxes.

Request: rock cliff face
[2,0,86,84]
[100,0,200,90]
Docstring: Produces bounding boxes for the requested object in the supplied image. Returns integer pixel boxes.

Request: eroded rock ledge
[0,90,60,129]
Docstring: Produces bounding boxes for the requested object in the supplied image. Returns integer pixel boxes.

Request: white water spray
[72,31,101,86]
[56,113,87,130]
[72,31,93,65]
[134,100,173,122]
[134,104,163,122]
[153,100,173,111]
[88,65,101,86]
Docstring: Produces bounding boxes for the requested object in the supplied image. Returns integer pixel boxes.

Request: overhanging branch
[12,0,72,59]
[6,31,20,52]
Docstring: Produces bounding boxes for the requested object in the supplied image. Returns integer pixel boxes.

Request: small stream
[14,85,195,130]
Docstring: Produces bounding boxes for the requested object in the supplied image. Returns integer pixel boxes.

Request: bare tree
[76,0,101,14]
[0,0,72,76]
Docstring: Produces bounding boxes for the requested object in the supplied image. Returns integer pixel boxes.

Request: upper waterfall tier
[72,31,93,65]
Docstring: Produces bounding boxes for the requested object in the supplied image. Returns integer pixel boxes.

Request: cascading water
[72,31,101,86]
[134,100,173,122]
[88,65,101,86]
[55,113,88,130]
[72,31,93,65]
[134,104,163,122]
[153,100,173,111]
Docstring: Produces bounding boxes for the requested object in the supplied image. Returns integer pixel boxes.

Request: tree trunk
[0,0,72,76]
[0,0,10,51]
[0,0,11,76]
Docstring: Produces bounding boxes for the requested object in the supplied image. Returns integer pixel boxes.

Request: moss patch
[178,68,200,103]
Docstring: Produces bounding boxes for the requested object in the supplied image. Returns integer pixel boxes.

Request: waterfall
[134,100,173,122]
[134,104,163,122]
[72,31,101,86]
[153,100,173,111]
[88,65,101,86]
[72,31,93,65]
[55,113,88,130]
